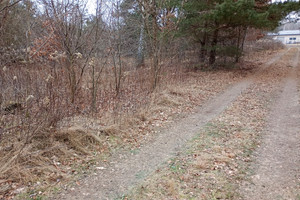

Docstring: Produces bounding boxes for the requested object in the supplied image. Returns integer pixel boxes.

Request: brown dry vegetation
[0,64,239,199]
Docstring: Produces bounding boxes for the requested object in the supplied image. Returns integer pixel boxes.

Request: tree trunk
[240,27,248,54]
[235,26,248,63]
[200,41,207,63]
[209,27,219,65]
[199,22,208,63]
[91,65,96,111]
[152,11,160,90]
[235,27,242,63]
[137,20,145,68]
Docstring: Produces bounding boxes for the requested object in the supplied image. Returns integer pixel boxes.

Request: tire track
[241,47,300,200]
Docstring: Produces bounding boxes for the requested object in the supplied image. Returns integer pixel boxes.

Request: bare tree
[111,0,123,96]
[89,0,111,111]
[137,0,161,90]
[41,0,94,103]
[137,0,178,90]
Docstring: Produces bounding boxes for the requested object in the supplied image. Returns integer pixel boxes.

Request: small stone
[96,167,105,170]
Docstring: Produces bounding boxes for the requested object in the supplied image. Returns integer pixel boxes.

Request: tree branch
[0,0,22,13]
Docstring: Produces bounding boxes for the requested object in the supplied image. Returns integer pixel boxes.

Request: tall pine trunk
[199,22,208,63]
[209,27,219,65]
[199,34,207,62]
[235,26,248,63]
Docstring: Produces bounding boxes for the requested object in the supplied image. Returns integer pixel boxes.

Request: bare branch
[0,0,22,13]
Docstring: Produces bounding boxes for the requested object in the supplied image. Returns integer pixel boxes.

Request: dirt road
[241,48,300,200]
[54,47,299,200]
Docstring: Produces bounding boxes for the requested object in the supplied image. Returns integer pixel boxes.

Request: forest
[0,0,299,199]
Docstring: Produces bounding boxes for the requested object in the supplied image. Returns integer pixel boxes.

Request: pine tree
[179,0,300,65]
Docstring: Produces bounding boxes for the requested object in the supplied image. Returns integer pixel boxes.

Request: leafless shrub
[245,38,285,52]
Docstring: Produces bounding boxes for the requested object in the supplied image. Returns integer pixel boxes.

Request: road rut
[241,48,300,200]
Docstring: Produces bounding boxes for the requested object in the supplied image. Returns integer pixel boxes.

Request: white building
[273,30,300,44]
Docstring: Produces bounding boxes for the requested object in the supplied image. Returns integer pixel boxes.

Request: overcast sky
[86,0,96,15]
[86,0,300,16]
[272,0,299,2]
[87,0,114,16]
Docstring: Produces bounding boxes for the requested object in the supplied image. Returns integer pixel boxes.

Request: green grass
[135,170,147,179]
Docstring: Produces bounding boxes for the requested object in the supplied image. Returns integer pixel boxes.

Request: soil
[53,47,300,200]
[240,47,300,200]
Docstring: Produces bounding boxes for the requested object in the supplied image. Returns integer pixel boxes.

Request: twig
[0,0,22,13]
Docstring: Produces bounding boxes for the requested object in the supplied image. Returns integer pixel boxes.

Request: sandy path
[241,48,300,200]
[54,49,289,200]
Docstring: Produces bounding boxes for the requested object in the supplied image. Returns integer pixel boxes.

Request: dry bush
[245,38,285,52]
[244,28,284,52]
[0,62,73,198]
[0,54,153,198]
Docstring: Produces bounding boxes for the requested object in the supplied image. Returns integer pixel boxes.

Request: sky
[272,0,299,2]
[86,0,300,14]
[87,0,96,15]
[85,0,300,16]
[87,0,114,16]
